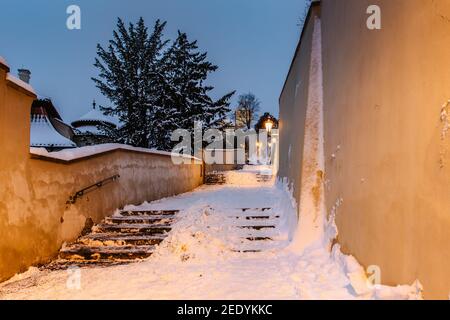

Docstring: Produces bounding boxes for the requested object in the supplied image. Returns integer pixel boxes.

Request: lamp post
[264,120,273,133]
[264,120,274,164]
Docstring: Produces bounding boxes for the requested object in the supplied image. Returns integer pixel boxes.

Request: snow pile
[290,16,327,252]
[331,246,423,299]
[151,205,232,263]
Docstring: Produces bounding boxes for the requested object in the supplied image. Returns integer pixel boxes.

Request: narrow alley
[0,169,419,300]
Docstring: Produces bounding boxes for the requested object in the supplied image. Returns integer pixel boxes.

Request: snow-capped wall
[0,146,203,284]
[0,64,203,283]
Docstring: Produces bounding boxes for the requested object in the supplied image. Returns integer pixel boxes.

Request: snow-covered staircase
[224,208,283,253]
[255,173,273,183]
[205,172,226,185]
[47,210,179,269]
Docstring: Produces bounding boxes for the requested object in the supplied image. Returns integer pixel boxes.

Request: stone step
[238,225,276,231]
[245,236,273,241]
[230,219,279,227]
[94,223,172,234]
[231,249,262,253]
[233,228,278,237]
[60,245,155,260]
[45,259,132,270]
[105,216,175,225]
[228,215,280,220]
[240,208,272,212]
[205,173,226,185]
[119,210,179,217]
[80,233,167,246]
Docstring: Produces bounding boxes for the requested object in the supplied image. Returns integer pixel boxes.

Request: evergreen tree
[154,31,234,150]
[92,18,168,148]
[93,18,234,151]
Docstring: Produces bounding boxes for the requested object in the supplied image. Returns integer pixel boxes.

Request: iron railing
[66,174,120,205]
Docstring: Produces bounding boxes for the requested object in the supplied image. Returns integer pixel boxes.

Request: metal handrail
[66,174,120,205]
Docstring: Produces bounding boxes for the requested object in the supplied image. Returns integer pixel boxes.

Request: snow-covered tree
[153,31,235,150]
[92,18,168,148]
[93,18,234,151]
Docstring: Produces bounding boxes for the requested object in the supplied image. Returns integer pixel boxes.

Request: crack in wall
[439,101,450,168]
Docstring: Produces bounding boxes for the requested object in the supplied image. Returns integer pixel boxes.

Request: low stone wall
[0,58,203,282]
[1,146,202,282]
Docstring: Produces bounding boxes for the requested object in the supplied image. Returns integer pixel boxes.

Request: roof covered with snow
[75,125,104,135]
[72,108,120,128]
[30,115,76,148]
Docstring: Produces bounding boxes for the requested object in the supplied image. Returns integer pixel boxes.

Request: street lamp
[264,120,273,133]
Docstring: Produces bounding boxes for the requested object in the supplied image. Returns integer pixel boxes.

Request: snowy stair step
[94,223,172,234]
[106,216,175,224]
[45,259,132,270]
[119,210,179,217]
[59,245,155,260]
[80,233,167,246]
[228,215,280,220]
[238,225,276,230]
[231,239,285,253]
[244,236,273,241]
[233,220,279,226]
[240,207,272,212]
[205,173,226,185]
[233,229,278,238]
[231,249,262,253]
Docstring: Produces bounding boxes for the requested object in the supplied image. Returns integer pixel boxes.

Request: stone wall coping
[0,56,10,72]
[30,143,201,164]
[6,73,37,98]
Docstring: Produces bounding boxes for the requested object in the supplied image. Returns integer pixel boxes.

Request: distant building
[30,98,76,151]
[255,112,279,132]
[14,69,76,151]
[71,101,119,146]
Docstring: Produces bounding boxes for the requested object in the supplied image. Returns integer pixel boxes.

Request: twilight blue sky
[0,0,307,123]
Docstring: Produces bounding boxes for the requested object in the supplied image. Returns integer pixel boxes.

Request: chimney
[18,69,31,84]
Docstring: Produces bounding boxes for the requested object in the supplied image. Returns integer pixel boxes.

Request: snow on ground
[0,171,421,300]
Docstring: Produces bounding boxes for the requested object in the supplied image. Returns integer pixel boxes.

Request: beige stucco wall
[278,4,319,205]
[0,60,203,283]
[280,0,450,299]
